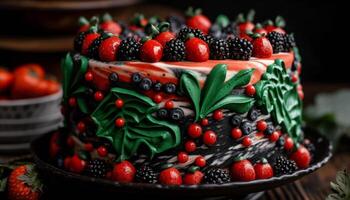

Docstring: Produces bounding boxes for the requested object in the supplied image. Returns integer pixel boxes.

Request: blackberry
[117,37,141,61]
[274,156,298,176]
[227,38,253,60]
[169,108,184,121]
[153,82,162,92]
[85,159,107,178]
[88,35,105,59]
[177,27,205,41]
[284,34,296,51]
[74,31,87,52]
[139,78,153,91]
[135,165,157,184]
[203,35,215,45]
[209,39,230,60]
[163,39,185,61]
[204,168,231,184]
[164,83,177,94]
[266,31,286,53]
[157,108,168,119]
[247,108,259,121]
[231,114,243,127]
[241,122,253,135]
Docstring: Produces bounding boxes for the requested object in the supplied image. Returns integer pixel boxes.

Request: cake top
[73,8,299,64]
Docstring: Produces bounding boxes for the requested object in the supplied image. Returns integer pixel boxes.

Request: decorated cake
[51,9,314,185]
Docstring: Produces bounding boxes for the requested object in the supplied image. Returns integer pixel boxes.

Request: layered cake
[51,9,313,185]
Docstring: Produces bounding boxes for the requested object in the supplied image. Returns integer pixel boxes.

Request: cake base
[31,127,331,199]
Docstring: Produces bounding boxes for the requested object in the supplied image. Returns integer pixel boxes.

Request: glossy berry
[115,117,125,128]
[213,110,224,121]
[68,97,77,107]
[183,170,204,185]
[135,165,157,184]
[156,108,168,119]
[97,146,108,157]
[140,39,163,62]
[77,121,86,133]
[163,39,185,61]
[84,71,94,81]
[284,137,294,151]
[82,32,100,55]
[177,152,189,163]
[186,8,211,34]
[94,91,104,101]
[117,38,141,61]
[159,167,182,185]
[200,118,209,126]
[131,73,142,83]
[185,35,209,62]
[245,85,256,96]
[231,159,256,181]
[187,123,202,138]
[164,100,174,109]
[153,82,162,91]
[185,140,196,152]
[265,124,275,135]
[231,114,243,127]
[227,37,253,60]
[100,14,121,35]
[290,146,311,169]
[254,159,273,179]
[163,83,177,94]
[241,122,253,135]
[84,143,94,152]
[248,108,259,121]
[169,108,184,121]
[109,72,119,85]
[85,159,107,178]
[69,154,86,173]
[99,36,122,62]
[291,74,298,83]
[203,130,217,146]
[195,156,206,167]
[112,161,136,183]
[153,94,163,103]
[256,120,267,131]
[231,128,243,139]
[242,137,252,147]
[115,98,124,108]
[139,78,153,91]
[269,131,280,142]
[155,31,175,47]
[252,35,273,58]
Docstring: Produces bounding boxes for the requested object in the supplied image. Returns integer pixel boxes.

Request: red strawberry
[251,34,273,58]
[81,17,100,55]
[78,17,90,33]
[153,22,175,47]
[183,168,204,185]
[185,34,209,62]
[237,10,255,34]
[99,13,122,35]
[253,23,267,35]
[7,164,42,200]
[254,158,273,179]
[231,158,256,181]
[98,35,121,62]
[185,7,212,34]
[112,160,136,183]
[69,154,86,173]
[140,37,163,62]
[290,146,311,169]
[159,167,182,185]
[264,17,286,34]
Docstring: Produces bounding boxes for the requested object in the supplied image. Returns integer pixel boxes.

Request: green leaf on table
[326,170,350,200]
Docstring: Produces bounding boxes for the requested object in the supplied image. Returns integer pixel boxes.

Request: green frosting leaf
[72,86,90,114]
[91,87,180,161]
[255,59,303,142]
[179,71,201,121]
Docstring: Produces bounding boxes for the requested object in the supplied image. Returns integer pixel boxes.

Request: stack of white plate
[0,90,63,153]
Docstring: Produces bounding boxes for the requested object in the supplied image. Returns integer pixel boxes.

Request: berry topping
[82,30,101,56]
[195,156,206,167]
[97,146,108,157]
[203,130,217,146]
[68,97,77,107]
[185,140,196,152]
[94,91,104,101]
[115,98,124,108]
[231,114,243,127]
[245,85,256,96]
[140,38,163,62]
[231,159,256,181]
[237,10,255,33]
[274,156,298,176]
[256,120,267,131]
[204,168,231,184]
[85,159,108,178]
[109,72,119,85]
[84,143,94,152]
[153,22,175,47]
[115,117,125,127]
[187,123,202,138]
[265,124,274,135]
[153,82,163,91]
[177,152,189,163]
[242,136,252,147]
[163,39,186,61]
[69,154,86,174]
[112,161,136,183]
[209,39,230,60]
[159,167,182,185]
[240,122,253,135]
[99,36,121,62]
[227,37,253,60]
[200,118,209,126]
[163,83,177,94]
[269,131,280,142]
[117,38,141,61]
[156,108,168,119]
[153,94,163,103]
[254,158,273,179]
[135,165,157,184]
[248,108,259,121]
[213,110,224,121]
[185,7,211,34]
[164,100,174,109]
[77,121,86,133]
[231,128,243,139]
[99,13,122,35]
[266,31,286,53]
[139,78,153,91]
[169,108,184,121]
[290,146,311,169]
[185,34,209,62]
[131,72,142,83]
[284,137,294,151]
[183,169,204,185]
[84,71,93,81]
[252,34,273,58]
[177,27,205,42]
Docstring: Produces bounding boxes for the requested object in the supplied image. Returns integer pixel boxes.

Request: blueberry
[153,82,162,92]
[231,114,243,127]
[164,83,177,94]
[265,124,274,135]
[157,108,168,119]
[139,78,152,91]
[277,137,285,147]
[131,73,142,83]
[109,72,119,84]
[241,122,253,135]
[169,108,184,121]
[248,108,259,121]
[56,156,64,168]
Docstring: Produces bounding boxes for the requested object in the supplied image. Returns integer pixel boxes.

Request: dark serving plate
[31,127,332,200]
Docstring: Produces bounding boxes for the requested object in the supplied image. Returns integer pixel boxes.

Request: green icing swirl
[255,59,303,142]
[91,87,180,161]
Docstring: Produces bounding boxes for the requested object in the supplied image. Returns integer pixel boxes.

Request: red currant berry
[85,71,93,81]
[245,85,256,96]
[269,131,280,142]
[195,156,206,167]
[97,146,108,157]
[68,97,77,107]
[231,128,243,139]
[242,137,252,147]
[187,123,202,138]
[298,90,304,100]
[153,94,163,104]
[177,152,189,163]
[115,99,124,108]
[256,132,264,137]
[297,84,303,91]
[84,143,94,152]
[94,91,104,101]
[185,140,196,152]
[291,74,298,83]
[77,121,86,133]
[115,118,125,127]
[213,110,224,121]
[256,120,267,131]
[200,118,209,126]
[164,100,174,109]
[284,137,294,151]
[66,136,75,147]
[203,130,217,146]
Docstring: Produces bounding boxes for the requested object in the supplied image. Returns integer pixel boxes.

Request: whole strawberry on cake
[52,8,312,185]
